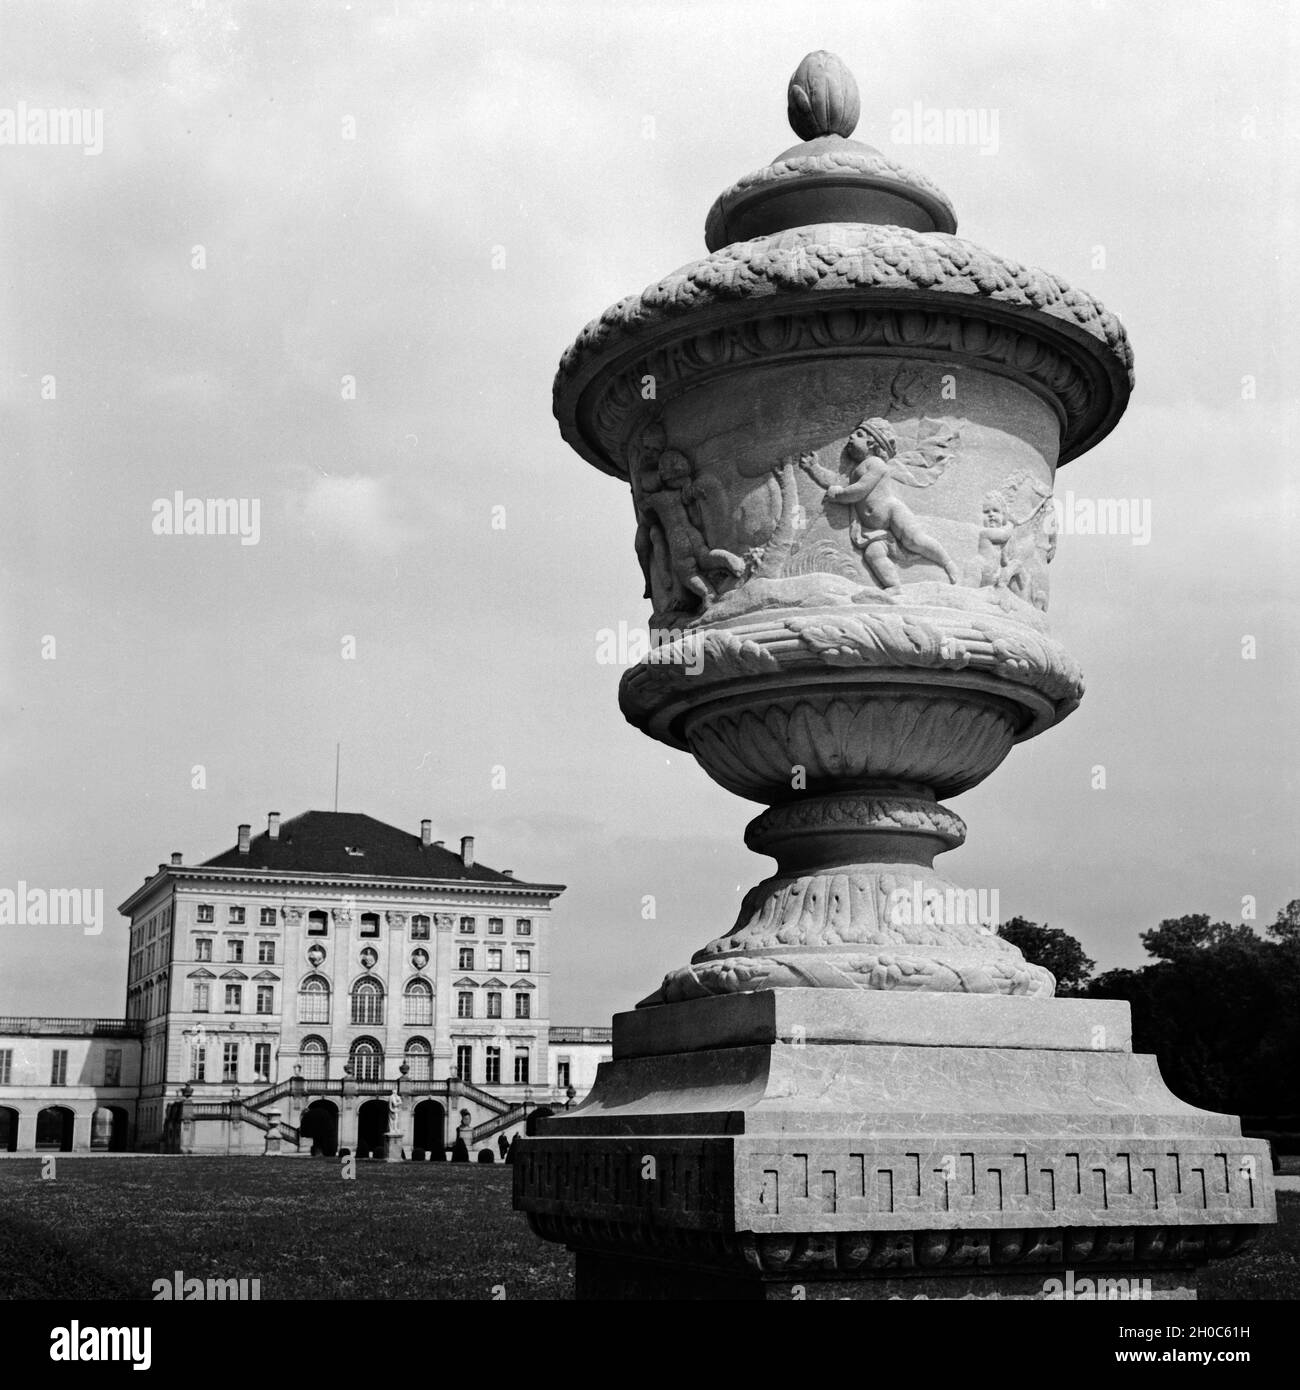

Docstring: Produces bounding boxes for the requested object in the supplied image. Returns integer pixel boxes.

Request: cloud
[287,472,417,555]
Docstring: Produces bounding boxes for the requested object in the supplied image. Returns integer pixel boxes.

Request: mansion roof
[120,811,564,915]
[202,812,526,885]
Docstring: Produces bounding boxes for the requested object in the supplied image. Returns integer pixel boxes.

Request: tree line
[1000,902,1300,1119]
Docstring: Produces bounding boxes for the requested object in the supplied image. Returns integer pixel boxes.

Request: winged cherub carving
[799,416,962,591]
[978,470,1057,610]
[634,442,746,622]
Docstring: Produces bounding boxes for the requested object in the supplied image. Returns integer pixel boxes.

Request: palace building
[0,810,610,1158]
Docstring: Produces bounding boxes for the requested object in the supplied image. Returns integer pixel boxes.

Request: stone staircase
[170,1076,549,1154]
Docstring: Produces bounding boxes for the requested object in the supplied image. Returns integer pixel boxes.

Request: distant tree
[1083,903,1300,1117]
[1267,899,1300,946]
[1139,913,1258,962]
[998,916,1095,995]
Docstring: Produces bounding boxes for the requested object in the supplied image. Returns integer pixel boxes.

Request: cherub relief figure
[799,416,962,591]
[977,470,1056,610]
[977,493,1016,585]
[633,434,746,622]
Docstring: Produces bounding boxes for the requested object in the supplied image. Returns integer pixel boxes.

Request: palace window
[485,1046,501,1084]
[299,1036,328,1081]
[516,919,532,936]
[515,949,531,972]
[259,908,277,926]
[488,917,504,935]
[455,1045,473,1082]
[224,984,242,1013]
[50,1050,68,1086]
[256,985,274,1015]
[403,978,433,1027]
[410,915,431,940]
[193,982,210,1013]
[307,910,329,936]
[513,1049,530,1085]
[197,905,214,923]
[456,991,474,1019]
[222,1042,239,1082]
[195,938,213,962]
[404,1038,431,1081]
[298,975,330,1024]
[190,1045,206,1083]
[229,906,245,924]
[458,947,474,970]
[459,916,475,934]
[349,1038,382,1082]
[0,1049,11,1085]
[227,939,244,963]
[514,993,531,1019]
[350,978,385,1027]
[487,948,502,972]
[257,940,275,964]
[253,1042,271,1083]
[487,992,502,1019]
[556,1058,571,1089]
[359,912,380,939]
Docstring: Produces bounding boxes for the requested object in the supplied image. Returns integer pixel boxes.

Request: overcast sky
[1,0,1296,1022]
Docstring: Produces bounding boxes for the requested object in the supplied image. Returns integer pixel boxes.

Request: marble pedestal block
[383,1131,404,1163]
[514,991,1274,1300]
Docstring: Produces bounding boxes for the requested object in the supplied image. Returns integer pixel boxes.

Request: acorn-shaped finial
[787,50,860,140]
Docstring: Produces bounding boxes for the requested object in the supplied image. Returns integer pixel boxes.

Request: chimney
[268,812,280,840]
[238,823,251,854]
[460,835,475,867]
[420,819,432,848]
[502,869,514,879]
[170,851,183,866]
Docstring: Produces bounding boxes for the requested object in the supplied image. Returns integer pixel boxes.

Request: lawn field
[0,1157,1293,1301]
[0,1158,571,1300]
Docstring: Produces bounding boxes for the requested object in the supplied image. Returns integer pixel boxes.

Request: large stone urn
[515,51,1275,1298]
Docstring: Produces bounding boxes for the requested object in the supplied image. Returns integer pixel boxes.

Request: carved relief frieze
[978,469,1057,611]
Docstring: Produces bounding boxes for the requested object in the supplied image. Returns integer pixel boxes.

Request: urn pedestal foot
[514,991,1274,1300]
[572,1252,1200,1301]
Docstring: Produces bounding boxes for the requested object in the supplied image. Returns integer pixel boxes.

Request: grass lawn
[0,1157,1293,1300]
[1197,1192,1300,1299]
[0,1158,572,1300]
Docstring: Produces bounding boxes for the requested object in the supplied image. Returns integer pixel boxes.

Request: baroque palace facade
[0,811,612,1157]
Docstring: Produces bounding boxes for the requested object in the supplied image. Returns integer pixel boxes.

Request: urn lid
[704,51,958,251]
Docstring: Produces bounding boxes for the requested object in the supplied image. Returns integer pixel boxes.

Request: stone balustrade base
[514,990,1275,1300]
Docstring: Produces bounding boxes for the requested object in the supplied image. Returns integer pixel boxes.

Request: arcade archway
[301,1099,339,1157]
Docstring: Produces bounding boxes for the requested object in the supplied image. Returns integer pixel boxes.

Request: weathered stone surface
[516,1016,1275,1260]
[612,990,1133,1058]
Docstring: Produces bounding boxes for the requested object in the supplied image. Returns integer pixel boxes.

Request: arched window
[299,1036,328,1081]
[298,974,331,1024]
[404,1037,431,1080]
[350,1037,382,1082]
[403,977,433,1026]
[350,977,385,1026]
